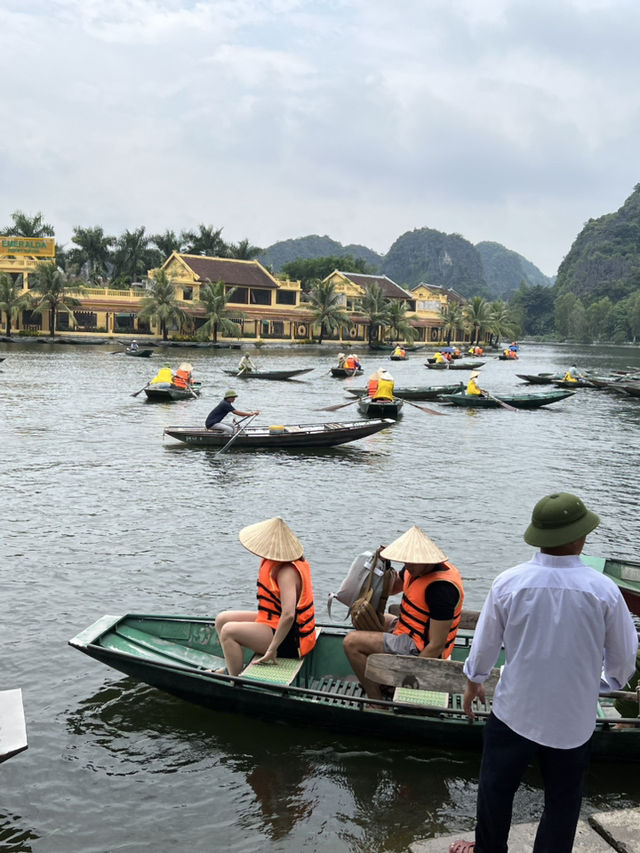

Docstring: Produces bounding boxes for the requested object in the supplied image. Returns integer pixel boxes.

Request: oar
[214,414,257,457]
[403,399,448,417]
[481,390,517,412]
[131,383,151,398]
[365,654,501,696]
[317,398,360,412]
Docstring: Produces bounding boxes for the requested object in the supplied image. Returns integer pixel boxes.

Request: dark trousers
[475,713,591,853]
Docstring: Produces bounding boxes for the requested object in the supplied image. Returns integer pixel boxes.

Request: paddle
[365,654,501,696]
[403,399,448,417]
[480,390,518,412]
[318,397,360,412]
[214,414,257,457]
[131,383,151,398]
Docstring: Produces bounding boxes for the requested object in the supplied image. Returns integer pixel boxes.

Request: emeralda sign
[0,236,55,257]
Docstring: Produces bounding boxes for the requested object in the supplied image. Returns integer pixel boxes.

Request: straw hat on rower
[179,362,193,372]
[238,517,304,561]
[380,525,447,564]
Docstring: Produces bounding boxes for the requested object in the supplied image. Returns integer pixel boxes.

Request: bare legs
[343,631,386,698]
[215,610,274,676]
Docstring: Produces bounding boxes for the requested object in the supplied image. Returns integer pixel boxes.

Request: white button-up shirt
[464,552,638,748]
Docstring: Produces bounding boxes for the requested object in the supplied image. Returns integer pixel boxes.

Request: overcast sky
[2,0,640,276]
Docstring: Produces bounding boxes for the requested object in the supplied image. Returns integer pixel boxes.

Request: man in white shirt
[450,492,638,853]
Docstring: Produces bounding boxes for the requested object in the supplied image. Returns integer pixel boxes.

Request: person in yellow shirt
[150,363,174,384]
[466,371,484,396]
[373,369,394,400]
[434,351,447,365]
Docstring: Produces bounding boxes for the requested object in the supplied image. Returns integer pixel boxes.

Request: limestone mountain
[258,235,382,273]
[475,241,553,300]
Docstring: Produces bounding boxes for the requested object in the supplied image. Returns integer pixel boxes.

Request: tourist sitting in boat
[215,517,317,676]
[337,352,346,367]
[434,351,448,365]
[129,340,139,351]
[503,348,518,360]
[343,525,464,701]
[474,345,484,356]
[453,347,461,358]
[205,390,259,435]
[172,362,193,389]
[368,367,383,397]
[563,364,583,383]
[351,353,362,369]
[149,363,173,384]
[372,369,394,401]
[238,354,257,374]
[343,353,359,370]
[392,344,405,358]
[466,371,485,396]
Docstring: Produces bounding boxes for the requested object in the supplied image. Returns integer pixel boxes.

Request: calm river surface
[2,339,640,852]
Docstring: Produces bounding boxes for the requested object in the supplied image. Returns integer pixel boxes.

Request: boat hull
[441,390,575,409]
[144,382,201,402]
[163,418,394,448]
[357,397,403,418]
[125,349,153,358]
[516,373,561,384]
[347,384,464,401]
[222,368,314,380]
[330,367,363,378]
[582,556,640,616]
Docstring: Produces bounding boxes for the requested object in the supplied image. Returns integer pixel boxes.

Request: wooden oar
[365,654,501,696]
[403,399,448,417]
[131,383,151,398]
[481,390,518,412]
[214,414,257,457]
[318,398,360,412]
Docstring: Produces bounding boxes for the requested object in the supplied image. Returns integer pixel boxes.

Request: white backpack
[327,547,396,623]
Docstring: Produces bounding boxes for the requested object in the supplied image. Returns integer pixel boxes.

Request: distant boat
[222,368,314,381]
[516,373,562,385]
[447,359,486,370]
[330,367,363,378]
[440,390,575,409]
[144,382,202,402]
[346,383,464,401]
[124,348,153,358]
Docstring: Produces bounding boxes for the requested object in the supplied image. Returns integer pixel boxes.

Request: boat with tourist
[144,382,202,402]
[124,348,153,358]
[163,418,393,448]
[68,612,639,762]
[330,366,364,378]
[357,396,404,419]
[346,383,465,401]
[440,389,575,409]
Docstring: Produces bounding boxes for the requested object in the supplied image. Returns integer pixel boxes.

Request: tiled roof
[337,272,413,300]
[178,255,278,289]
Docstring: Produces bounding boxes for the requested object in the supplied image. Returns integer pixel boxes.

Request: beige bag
[350,547,395,631]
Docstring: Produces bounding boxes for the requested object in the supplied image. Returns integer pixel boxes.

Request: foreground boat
[69,615,639,761]
[357,396,404,418]
[330,367,363,378]
[222,368,314,380]
[144,382,202,402]
[441,390,575,409]
[163,418,393,448]
[346,383,464,401]
[583,555,640,616]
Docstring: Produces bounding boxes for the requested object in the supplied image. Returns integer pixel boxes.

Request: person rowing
[205,390,260,435]
[238,354,257,375]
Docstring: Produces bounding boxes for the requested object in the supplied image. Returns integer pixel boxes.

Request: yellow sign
[0,236,55,257]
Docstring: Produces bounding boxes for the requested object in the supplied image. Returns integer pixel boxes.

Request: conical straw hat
[380,525,447,564]
[238,517,303,561]
[179,362,193,372]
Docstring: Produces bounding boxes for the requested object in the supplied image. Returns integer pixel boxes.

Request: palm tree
[197,280,242,342]
[306,279,351,344]
[1,210,54,236]
[440,301,464,345]
[387,300,416,343]
[151,230,184,259]
[488,301,519,348]
[360,282,391,345]
[463,296,492,345]
[29,262,83,337]
[112,227,153,285]
[137,270,191,341]
[181,225,227,257]
[226,239,263,260]
[69,226,115,282]
[0,273,32,336]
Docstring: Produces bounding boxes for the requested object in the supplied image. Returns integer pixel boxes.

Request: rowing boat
[516,373,563,385]
[425,362,449,370]
[440,390,575,409]
[357,396,404,418]
[144,382,202,402]
[330,367,363,378]
[222,368,314,380]
[346,383,464,401]
[68,614,639,762]
[163,418,393,448]
[447,359,486,370]
[124,348,153,358]
[583,555,640,616]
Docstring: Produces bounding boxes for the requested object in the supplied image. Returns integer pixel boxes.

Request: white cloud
[1,0,640,275]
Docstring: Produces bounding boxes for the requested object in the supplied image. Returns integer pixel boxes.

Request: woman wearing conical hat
[343,525,464,700]
[215,518,316,676]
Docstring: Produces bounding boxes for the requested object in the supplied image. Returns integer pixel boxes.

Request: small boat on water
[582,556,640,616]
[425,362,449,370]
[222,368,314,381]
[440,390,575,409]
[498,354,519,361]
[447,359,486,370]
[124,348,153,358]
[163,418,393,448]
[68,613,639,762]
[330,367,364,378]
[357,396,404,419]
[516,373,563,385]
[346,383,464,401]
[0,689,27,764]
[144,382,202,402]
[552,378,595,389]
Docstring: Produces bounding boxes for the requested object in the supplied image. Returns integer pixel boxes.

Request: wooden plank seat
[240,627,323,685]
[393,687,449,708]
[114,624,221,669]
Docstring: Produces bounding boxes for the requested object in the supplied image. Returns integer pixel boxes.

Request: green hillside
[475,241,553,299]
[258,235,382,272]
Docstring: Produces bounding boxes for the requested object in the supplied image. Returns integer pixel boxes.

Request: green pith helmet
[224,389,238,399]
[524,492,600,548]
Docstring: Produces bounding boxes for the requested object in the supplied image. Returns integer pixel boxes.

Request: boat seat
[393,686,450,708]
[240,627,322,685]
[114,624,220,669]
[284,426,304,433]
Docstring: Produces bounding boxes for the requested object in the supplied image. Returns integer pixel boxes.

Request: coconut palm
[112,227,154,285]
[387,300,416,343]
[29,262,83,337]
[151,230,184,259]
[360,282,391,345]
[137,270,191,341]
[197,280,242,342]
[463,296,492,345]
[181,225,227,257]
[306,279,351,344]
[1,210,54,237]
[69,226,115,282]
[226,239,263,260]
[0,273,32,336]
[488,301,520,348]
[440,301,464,345]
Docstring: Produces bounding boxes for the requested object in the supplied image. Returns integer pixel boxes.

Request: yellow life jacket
[374,377,394,399]
[150,367,173,384]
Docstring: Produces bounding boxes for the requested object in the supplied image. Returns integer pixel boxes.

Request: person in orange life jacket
[367,367,384,397]
[172,362,193,389]
[372,369,394,400]
[215,517,316,676]
[343,354,357,370]
[205,390,259,435]
[343,525,464,700]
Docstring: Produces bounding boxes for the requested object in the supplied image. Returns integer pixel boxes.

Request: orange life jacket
[255,558,316,657]
[368,377,379,396]
[173,368,191,389]
[344,356,356,369]
[393,561,464,657]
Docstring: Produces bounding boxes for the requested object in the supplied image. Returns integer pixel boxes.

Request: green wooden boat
[583,555,640,616]
[346,383,464,401]
[440,390,575,409]
[144,382,202,402]
[357,396,404,419]
[68,615,639,761]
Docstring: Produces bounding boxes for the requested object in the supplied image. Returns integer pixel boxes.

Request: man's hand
[463,679,486,721]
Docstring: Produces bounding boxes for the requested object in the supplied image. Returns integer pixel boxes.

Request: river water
[1,339,639,853]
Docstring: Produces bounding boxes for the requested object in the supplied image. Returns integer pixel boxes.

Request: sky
[2,0,640,277]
